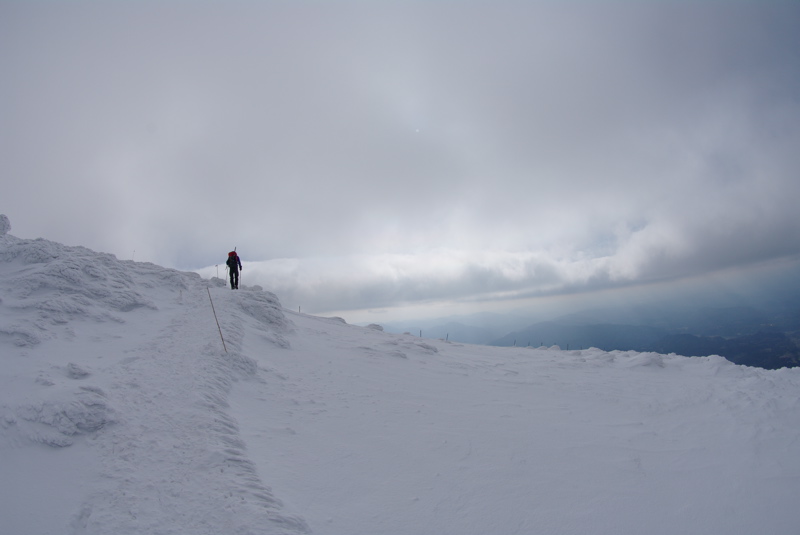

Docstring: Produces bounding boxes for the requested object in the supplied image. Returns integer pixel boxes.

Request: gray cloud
[3,1,799,319]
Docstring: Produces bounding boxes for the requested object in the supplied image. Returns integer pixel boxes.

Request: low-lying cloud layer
[3,2,799,320]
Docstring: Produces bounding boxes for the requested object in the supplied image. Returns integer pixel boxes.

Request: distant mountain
[552,305,779,337]
[379,282,800,370]
[493,320,800,369]
[651,332,800,370]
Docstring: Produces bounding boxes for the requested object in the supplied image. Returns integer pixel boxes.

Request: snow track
[72,286,307,535]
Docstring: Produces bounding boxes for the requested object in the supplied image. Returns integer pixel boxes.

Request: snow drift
[1,216,799,535]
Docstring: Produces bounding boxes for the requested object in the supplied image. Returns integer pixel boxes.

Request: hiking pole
[207,287,228,354]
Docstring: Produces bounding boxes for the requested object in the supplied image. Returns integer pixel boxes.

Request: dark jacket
[226,254,242,271]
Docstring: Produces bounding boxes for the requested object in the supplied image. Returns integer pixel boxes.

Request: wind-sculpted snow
[2,219,800,535]
[3,384,114,448]
[0,234,162,343]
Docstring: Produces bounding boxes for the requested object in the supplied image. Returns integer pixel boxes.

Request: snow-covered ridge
[2,216,800,535]
[1,220,306,534]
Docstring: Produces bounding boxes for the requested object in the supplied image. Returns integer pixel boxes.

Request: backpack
[226,251,238,267]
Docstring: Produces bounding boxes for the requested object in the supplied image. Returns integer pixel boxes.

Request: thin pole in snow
[207,287,227,354]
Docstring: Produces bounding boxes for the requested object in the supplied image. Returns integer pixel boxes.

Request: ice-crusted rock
[0,214,10,236]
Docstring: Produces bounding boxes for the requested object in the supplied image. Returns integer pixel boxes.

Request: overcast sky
[2,1,799,322]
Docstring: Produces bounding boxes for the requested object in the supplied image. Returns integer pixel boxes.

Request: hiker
[226,250,242,289]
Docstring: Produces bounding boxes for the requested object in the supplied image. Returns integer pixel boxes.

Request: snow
[2,217,800,534]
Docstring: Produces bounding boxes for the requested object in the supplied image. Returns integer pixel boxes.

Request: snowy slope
[0,225,306,535]
[2,220,800,534]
